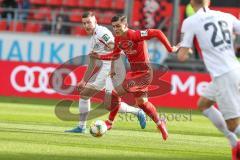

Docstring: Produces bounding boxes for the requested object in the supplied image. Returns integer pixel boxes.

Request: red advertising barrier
[151,71,211,109]
[0,61,211,109]
[0,61,86,100]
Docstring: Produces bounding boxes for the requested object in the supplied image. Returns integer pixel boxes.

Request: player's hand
[189,48,193,54]
[172,43,180,53]
[89,52,100,59]
[77,80,86,92]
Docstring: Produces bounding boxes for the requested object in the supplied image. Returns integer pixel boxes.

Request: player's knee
[79,94,90,100]
[135,97,147,106]
[226,119,240,132]
[227,125,236,132]
[197,97,212,112]
[79,89,92,100]
[197,99,205,111]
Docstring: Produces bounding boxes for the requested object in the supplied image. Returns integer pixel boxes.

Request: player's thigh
[226,117,240,132]
[122,72,152,94]
[86,71,108,92]
[197,96,215,111]
[113,84,128,96]
[80,86,99,99]
[215,69,240,121]
[199,81,217,111]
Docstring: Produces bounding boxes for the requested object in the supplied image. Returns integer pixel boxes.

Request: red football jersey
[98,29,173,71]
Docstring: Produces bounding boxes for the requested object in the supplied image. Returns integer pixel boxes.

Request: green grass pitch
[0,97,230,160]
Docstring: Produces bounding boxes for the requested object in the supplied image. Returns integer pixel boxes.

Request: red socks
[108,91,121,122]
[138,101,160,123]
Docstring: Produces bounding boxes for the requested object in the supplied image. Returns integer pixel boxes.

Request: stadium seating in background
[0,20,7,31]
[62,0,79,7]
[96,0,112,9]
[0,0,126,35]
[29,0,47,5]
[32,7,51,20]
[112,0,125,10]
[47,0,63,6]
[25,22,41,33]
[79,0,95,8]
[71,26,87,36]
[69,9,82,22]
[9,21,24,32]
[97,11,114,24]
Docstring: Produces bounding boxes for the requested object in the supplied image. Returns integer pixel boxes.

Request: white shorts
[86,62,111,90]
[202,68,240,120]
[86,57,126,91]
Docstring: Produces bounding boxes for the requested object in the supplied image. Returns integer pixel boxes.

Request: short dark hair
[111,15,127,23]
[82,11,95,18]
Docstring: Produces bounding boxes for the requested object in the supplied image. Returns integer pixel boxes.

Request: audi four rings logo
[10,65,77,94]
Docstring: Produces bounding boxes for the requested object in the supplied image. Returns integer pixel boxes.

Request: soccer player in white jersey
[65,11,146,133]
[177,0,240,159]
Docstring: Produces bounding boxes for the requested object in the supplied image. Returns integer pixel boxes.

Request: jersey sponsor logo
[171,74,209,96]
[140,30,148,37]
[102,34,110,42]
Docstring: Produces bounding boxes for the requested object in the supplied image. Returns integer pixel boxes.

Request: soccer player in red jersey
[91,15,176,140]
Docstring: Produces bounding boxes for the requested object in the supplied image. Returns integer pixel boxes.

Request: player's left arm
[134,29,174,53]
[177,19,195,62]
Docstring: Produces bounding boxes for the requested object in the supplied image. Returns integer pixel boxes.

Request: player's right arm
[134,29,175,53]
[77,55,96,90]
[90,40,121,60]
[177,19,195,62]
[233,15,240,35]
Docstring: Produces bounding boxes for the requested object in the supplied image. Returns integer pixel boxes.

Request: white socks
[78,99,140,128]
[203,106,238,147]
[79,99,90,128]
[119,102,140,115]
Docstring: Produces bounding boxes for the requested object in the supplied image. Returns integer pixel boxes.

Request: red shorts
[122,70,153,97]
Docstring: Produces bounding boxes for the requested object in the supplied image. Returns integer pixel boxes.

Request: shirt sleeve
[97,27,114,45]
[98,47,121,60]
[98,38,121,60]
[232,16,240,34]
[180,19,195,48]
[133,29,173,52]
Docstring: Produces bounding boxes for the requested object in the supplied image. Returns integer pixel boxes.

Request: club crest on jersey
[140,30,148,37]
[102,34,110,42]
[118,40,133,50]
[118,40,137,55]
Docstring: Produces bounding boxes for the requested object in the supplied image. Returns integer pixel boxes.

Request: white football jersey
[90,25,114,66]
[90,25,114,54]
[181,8,240,77]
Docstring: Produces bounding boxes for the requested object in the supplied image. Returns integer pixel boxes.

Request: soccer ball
[89,120,107,137]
